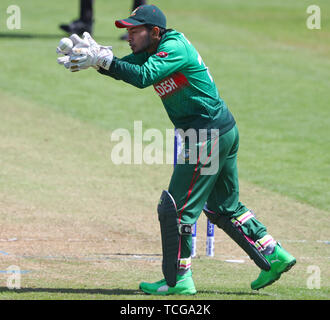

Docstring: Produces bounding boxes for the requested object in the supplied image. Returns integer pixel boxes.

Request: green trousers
[168,125,267,259]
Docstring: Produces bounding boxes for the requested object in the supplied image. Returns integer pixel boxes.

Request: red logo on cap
[156,51,168,58]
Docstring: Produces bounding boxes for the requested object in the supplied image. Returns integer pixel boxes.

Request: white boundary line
[1,252,329,263]
[0,237,329,244]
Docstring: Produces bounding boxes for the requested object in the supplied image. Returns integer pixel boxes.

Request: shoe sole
[253,259,296,290]
[139,284,197,296]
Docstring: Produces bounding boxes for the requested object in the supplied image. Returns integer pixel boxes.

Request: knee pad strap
[203,205,271,271]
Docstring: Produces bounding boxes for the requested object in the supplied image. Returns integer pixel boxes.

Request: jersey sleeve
[98,39,188,88]
[120,52,149,65]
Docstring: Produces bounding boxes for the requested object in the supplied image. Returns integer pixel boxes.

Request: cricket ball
[58,37,73,54]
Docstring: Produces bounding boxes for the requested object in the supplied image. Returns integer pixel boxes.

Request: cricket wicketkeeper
[56,5,296,295]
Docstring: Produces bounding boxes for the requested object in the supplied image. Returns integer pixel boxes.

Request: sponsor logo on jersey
[156,51,168,58]
[153,72,189,98]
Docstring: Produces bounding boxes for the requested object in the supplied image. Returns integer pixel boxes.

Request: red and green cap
[115,5,166,29]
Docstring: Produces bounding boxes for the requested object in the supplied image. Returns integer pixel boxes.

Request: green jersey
[99,30,235,134]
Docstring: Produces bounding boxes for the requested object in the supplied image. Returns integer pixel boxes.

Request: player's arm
[98,39,188,88]
[104,51,149,80]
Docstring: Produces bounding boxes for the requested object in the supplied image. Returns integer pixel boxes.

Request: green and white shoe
[139,269,197,296]
[251,243,296,290]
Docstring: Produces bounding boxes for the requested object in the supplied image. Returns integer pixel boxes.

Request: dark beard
[133,34,152,54]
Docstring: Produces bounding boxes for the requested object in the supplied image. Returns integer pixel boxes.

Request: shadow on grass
[0,287,142,296]
[198,290,270,297]
[0,32,111,42]
[0,287,269,297]
[0,32,61,39]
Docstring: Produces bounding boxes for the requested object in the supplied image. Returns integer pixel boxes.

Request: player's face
[127,26,152,54]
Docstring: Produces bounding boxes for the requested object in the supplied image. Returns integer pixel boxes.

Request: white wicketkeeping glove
[69,32,113,72]
[57,55,71,69]
[56,33,90,69]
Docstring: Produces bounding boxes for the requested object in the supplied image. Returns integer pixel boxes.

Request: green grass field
[0,0,329,301]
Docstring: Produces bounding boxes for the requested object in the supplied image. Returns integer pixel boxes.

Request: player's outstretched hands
[56,34,89,70]
[56,32,113,72]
